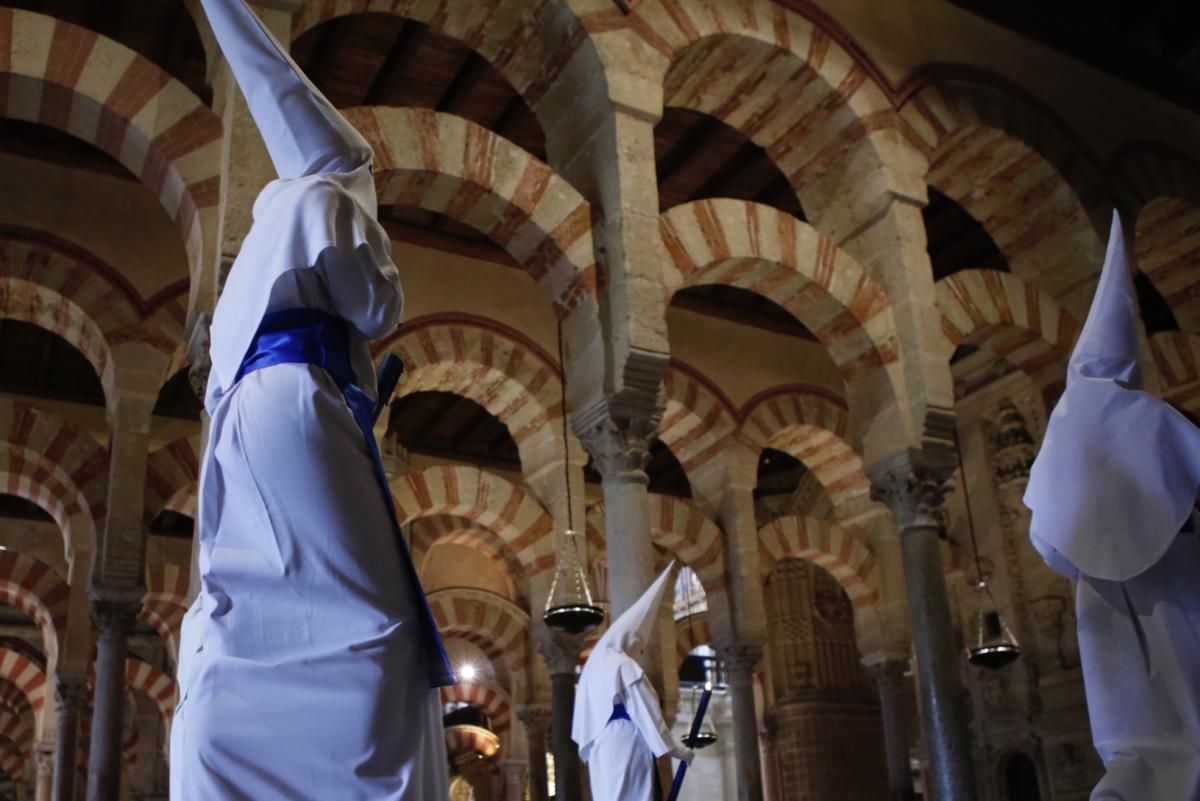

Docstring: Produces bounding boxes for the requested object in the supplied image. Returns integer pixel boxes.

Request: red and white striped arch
[658,366,738,512]
[0,10,222,286]
[0,707,32,769]
[409,516,524,603]
[661,200,900,386]
[625,0,903,230]
[936,269,1079,393]
[674,611,711,663]
[0,742,22,785]
[440,681,513,734]
[0,649,47,738]
[427,588,530,682]
[0,552,68,667]
[392,465,555,579]
[901,81,1107,310]
[142,562,190,667]
[143,436,200,524]
[378,319,563,487]
[758,515,880,610]
[0,399,106,566]
[444,724,501,760]
[126,658,176,727]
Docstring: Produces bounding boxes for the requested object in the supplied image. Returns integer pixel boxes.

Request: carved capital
[533,627,586,676]
[35,746,54,774]
[186,313,212,403]
[55,675,88,711]
[88,591,142,640]
[578,417,657,485]
[714,639,764,674]
[868,452,954,530]
[991,400,1037,489]
[864,659,909,691]
[516,704,552,736]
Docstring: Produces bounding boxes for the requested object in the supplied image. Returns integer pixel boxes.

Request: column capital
[186,313,212,402]
[36,744,54,773]
[516,704,552,734]
[533,627,586,677]
[867,450,956,529]
[863,659,909,689]
[88,591,141,639]
[713,639,765,673]
[55,674,88,709]
[577,416,657,485]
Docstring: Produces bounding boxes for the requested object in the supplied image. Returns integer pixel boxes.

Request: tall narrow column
[867,661,916,801]
[517,705,551,801]
[52,675,85,801]
[85,595,139,801]
[870,458,977,801]
[535,629,585,801]
[499,759,526,801]
[716,640,765,801]
[34,748,52,801]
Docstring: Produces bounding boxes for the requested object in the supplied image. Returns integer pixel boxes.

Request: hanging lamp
[543,322,605,634]
[956,434,1021,669]
[679,566,718,749]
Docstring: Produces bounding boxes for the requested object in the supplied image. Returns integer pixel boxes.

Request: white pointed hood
[200,0,396,407]
[572,561,675,756]
[1024,212,1200,581]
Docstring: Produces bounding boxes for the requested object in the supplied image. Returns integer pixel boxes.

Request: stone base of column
[767,697,888,801]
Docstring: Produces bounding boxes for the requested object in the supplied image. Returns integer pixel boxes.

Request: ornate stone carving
[56,675,88,710]
[89,596,141,641]
[1050,743,1089,789]
[1030,595,1080,671]
[868,457,953,530]
[578,417,657,485]
[186,313,212,403]
[35,746,54,775]
[991,401,1037,488]
[714,640,765,675]
[516,705,552,736]
[533,627,586,676]
[864,660,909,690]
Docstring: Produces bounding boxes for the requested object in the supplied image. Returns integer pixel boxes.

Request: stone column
[52,675,85,801]
[716,640,765,801]
[578,418,658,620]
[866,661,916,801]
[499,759,526,801]
[517,705,551,801]
[535,629,585,801]
[84,595,139,801]
[34,748,52,801]
[870,457,977,801]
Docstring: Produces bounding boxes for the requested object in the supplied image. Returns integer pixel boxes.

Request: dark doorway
[1003,753,1042,801]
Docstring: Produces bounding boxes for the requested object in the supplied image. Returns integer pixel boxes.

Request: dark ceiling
[948,0,1200,114]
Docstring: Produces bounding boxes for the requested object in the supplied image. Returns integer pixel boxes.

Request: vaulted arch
[410,516,525,603]
[440,681,513,734]
[758,515,880,610]
[142,562,190,666]
[588,496,724,593]
[0,552,68,669]
[143,436,201,523]
[426,588,529,681]
[0,649,47,738]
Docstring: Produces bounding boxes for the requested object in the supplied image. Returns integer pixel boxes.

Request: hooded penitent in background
[171,1,453,799]
[573,562,695,801]
[1024,213,1200,799]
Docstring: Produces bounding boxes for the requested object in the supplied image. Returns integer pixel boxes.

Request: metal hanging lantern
[967,582,1021,670]
[543,323,604,635]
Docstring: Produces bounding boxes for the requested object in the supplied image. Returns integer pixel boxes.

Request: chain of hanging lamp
[542,321,604,633]
[955,433,1021,669]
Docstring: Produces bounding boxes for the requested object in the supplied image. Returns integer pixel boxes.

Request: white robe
[583,678,683,801]
[172,1,451,798]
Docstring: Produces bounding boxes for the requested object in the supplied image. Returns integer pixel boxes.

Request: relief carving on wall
[1030,595,1080,671]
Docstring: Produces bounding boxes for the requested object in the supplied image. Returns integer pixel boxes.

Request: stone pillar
[716,640,765,801]
[870,457,977,801]
[866,661,916,801]
[34,748,52,801]
[578,418,658,620]
[84,595,139,801]
[500,759,526,801]
[517,705,550,801]
[52,675,85,801]
[535,629,585,801]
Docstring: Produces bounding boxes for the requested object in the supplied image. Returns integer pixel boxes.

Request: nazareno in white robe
[170,2,453,800]
[1024,213,1200,800]
[573,563,693,801]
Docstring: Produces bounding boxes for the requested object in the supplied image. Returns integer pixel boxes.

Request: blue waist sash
[609,702,630,722]
[235,307,454,688]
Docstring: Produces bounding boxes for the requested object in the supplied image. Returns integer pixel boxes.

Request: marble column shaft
[34,748,53,801]
[518,706,551,801]
[537,629,585,801]
[871,462,977,801]
[51,675,86,801]
[868,661,916,801]
[84,597,139,801]
[717,641,765,801]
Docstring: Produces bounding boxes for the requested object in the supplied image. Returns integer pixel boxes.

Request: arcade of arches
[0,1,1196,800]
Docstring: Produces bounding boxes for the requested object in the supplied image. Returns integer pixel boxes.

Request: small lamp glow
[458,663,477,682]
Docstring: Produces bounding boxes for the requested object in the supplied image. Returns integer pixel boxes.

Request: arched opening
[923,187,1009,280]
[153,368,202,422]
[388,391,521,472]
[1002,752,1042,801]
[0,319,105,408]
[421,539,515,601]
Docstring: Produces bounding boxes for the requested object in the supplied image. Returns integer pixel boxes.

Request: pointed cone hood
[593,561,677,661]
[1068,212,1142,388]
[573,562,677,756]
[1025,211,1200,582]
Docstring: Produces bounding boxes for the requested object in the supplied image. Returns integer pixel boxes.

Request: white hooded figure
[1024,213,1200,799]
[171,2,454,799]
[573,562,695,801]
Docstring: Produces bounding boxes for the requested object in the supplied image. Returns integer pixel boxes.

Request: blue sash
[235,308,454,687]
[609,702,630,722]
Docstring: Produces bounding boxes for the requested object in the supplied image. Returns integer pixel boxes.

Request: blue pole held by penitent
[667,688,712,801]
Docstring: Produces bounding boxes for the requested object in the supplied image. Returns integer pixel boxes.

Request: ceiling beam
[436,51,488,115]
[305,16,351,89]
[450,405,495,451]
[656,113,722,187]
[365,20,425,106]
[159,0,192,83]
[693,139,764,201]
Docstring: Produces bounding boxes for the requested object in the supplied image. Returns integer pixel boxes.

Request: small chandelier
[543,322,604,634]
